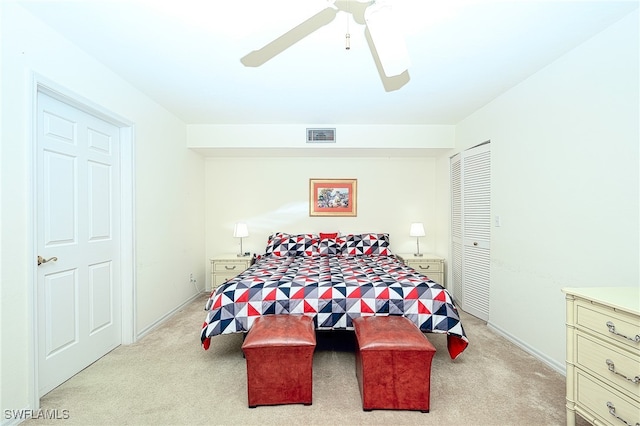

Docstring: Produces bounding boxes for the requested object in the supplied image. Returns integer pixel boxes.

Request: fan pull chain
[345,0,351,50]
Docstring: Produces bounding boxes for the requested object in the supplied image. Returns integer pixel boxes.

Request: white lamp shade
[233,222,249,238]
[409,222,425,237]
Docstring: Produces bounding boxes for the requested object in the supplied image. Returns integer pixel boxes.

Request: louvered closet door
[462,144,491,320]
[450,153,463,305]
[450,143,491,321]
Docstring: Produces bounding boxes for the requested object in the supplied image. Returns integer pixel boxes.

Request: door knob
[37,255,58,266]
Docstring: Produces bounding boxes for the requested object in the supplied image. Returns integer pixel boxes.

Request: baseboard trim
[487,321,566,376]
[1,412,27,426]
[136,292,202,340]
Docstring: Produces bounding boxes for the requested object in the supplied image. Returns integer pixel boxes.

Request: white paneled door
[450,142,491,321]
[36,92,122,396]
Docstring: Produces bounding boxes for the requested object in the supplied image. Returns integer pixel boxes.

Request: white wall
[0,1,4,417]
[205,156,445,287]
[0,2,205,416]
[442,10,639,371]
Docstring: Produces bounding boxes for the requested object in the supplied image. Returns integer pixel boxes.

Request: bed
[200,232,469,359]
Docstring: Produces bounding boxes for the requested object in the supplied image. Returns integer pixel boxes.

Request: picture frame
[309,178,357,217]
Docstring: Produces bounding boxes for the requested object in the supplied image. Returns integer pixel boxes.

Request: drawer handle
[606,321,640,343]
[607,402,640,426]
[418,265,430,270]
[224,265,237,270]
[606,359,640,384]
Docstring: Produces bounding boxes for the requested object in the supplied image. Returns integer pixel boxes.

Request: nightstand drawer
[213,273,235,288]
[213,260,247,273]
[405,260,443,273]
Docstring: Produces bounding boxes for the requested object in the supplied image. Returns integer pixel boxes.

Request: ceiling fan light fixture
[365,0,411,77]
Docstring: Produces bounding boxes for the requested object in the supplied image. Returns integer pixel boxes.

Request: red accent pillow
[319,232,338,239]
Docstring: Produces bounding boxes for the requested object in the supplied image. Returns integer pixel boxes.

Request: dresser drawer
[576,370,640,426]
[576,331,640,399]
[576,300,640,352]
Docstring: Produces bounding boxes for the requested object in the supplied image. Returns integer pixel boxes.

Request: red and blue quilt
[200,255,469,359]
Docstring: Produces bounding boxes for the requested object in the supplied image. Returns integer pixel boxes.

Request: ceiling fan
[240,0,411,79]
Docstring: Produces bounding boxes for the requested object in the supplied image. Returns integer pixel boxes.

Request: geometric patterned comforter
[200,255,469,359]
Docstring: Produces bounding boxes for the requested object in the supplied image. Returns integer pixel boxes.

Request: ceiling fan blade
[364,0,410,77]
[363,27,411,92]
[241,6,338,67]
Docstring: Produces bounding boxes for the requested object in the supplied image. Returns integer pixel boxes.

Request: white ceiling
[18,0,639,125]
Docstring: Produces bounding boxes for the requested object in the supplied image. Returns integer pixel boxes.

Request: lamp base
[237,253,250,257]
[413,253,423,257]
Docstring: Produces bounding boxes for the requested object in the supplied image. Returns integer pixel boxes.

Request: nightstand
[210,255,251,290]
[396,253,445,287]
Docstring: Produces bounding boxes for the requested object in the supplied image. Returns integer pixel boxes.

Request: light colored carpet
[26,294,590,426]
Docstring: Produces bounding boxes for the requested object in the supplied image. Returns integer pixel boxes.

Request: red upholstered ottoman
[353,316,436,412]
[241,314,316,408]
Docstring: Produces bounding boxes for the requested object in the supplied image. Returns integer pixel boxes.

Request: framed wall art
[309,178,357,217]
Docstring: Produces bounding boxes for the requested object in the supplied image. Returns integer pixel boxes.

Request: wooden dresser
[563,287,640,426]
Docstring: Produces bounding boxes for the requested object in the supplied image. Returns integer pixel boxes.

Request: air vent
[306,128,336,143]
